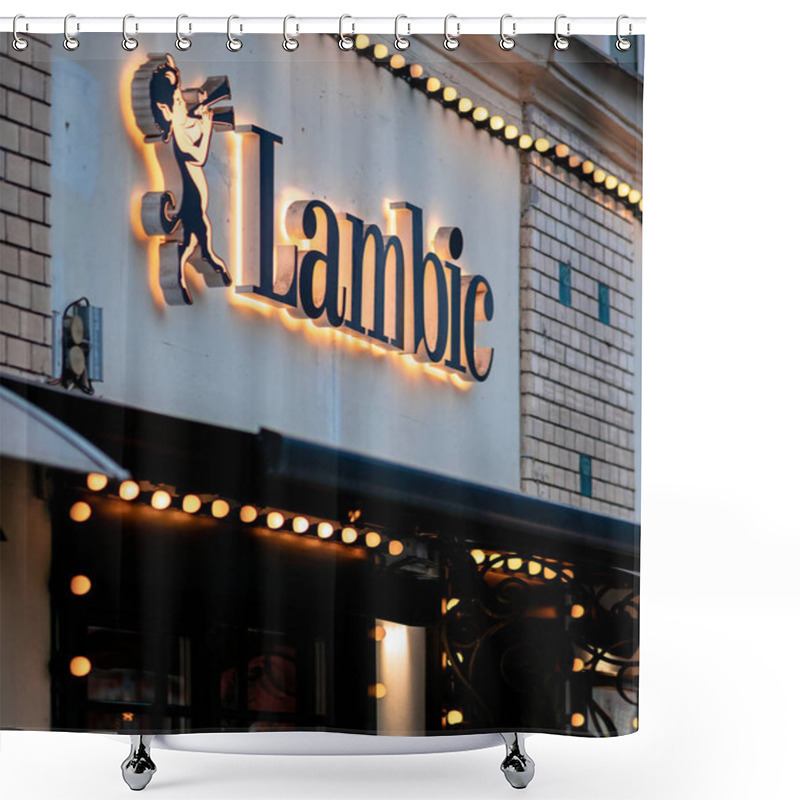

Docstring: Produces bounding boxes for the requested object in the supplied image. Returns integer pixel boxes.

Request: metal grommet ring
[283,15,299,51]
[122,14,138,51]
[443,14,459,51]
[176,14,191,50]
[395,15,410,50]
[338,14,355,50]
[12,15,29,51]
[499,14,515,50]
[227,15,242,51]
[616,15,632,51]
[553,14,570,51]
[63,13,79,50]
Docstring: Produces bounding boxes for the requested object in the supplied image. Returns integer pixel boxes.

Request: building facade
[1,31,641,742]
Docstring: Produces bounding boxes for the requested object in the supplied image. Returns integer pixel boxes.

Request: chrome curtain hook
[499,14,515,50]
[12,14,29,51]
[553,14,570,51]
[395,15,410,50]
[63,13,79,50]
[122,15,138,51]
[339,15,355,50]
[443,14,460,51]
[176,14,191,50]
[227,15,242,51]
[616,14,632,51]
[283,15,299,51]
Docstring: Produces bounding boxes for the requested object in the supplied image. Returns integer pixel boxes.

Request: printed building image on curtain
[0,31,642,738]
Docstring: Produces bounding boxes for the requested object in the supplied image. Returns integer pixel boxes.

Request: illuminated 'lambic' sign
[131,55,494,382]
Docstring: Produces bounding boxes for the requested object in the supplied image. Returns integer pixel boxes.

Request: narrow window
[558,263,571,306]
[579,455,592,497]
[598,282,610,325]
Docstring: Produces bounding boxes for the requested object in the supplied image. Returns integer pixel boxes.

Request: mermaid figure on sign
[131,54,235,305]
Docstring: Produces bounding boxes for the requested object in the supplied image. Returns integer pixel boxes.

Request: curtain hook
[283,15,299,51]
[122,15,138,51]
[443,14,460,51]
[12,15,29,51]
[339,15,355,50]
[176,14,191,50]
[499,14,515,50]
[553,14,570,51]
[63,13,80,51]
[227,15,243,51]
[616,15,632,51]
[395,15,410,50]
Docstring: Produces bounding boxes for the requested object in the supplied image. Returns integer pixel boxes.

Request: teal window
[598,283,610,325]
[579,455,592,497]
[558,263,572,306]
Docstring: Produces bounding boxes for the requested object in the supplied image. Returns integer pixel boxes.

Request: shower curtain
[0,28,642,742]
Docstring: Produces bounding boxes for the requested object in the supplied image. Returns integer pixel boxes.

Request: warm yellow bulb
[458,97,473,114]
[365,531,382,548]
[446,598,460,611]
[446,710,464,725]
[470,549,486,564]
[409,63,424,79]
[317,521,334,539]
[605,175,619,190]
[426,77,441,93]
[638,198,643,212]
[504,125,519,140]
[571,604,586,619]
[507,557,523,571]
[554,143,570,158]
[388,540,404,556]
[489,115,505,131]
[581,160,594,174]
[389,54,405,70]
[70,575,92,596]
[70,656,92,677]
[119,481,140,501]
[239,505,258,523]
[369,683,387,699]
[633,716,639,730]
[568,154,582,169]
[292,516,310,534]
[86,473,108,491]
[534,137,550,152]
[617,182,631,198]
[442,86,457,103]
[211,499,230,518]
[373,44,388,60]
[628,189,642,204]
[518,134,533,150]
[528,560,543,576]
[267,511,285,529]
[69,501,92,522]
[341,526,358,543]
[371,625,387,642]
[572,657,585,672]
[182,494,201,514]
[593,168,607,183]
[472,106,489,122]
[571,713,586,727]
[543,567,557,580]
[151,490,171,510]
[355,34,370,49]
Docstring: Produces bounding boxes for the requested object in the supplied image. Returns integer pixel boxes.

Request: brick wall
[520,104,640,521]
[1,35,52,378]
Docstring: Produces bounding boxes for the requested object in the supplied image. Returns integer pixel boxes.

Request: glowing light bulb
[316,522,334,539]
[507,557,523,571]
[446,598,460,611]
[446,710,464,725]
[151,490,171,510]
[292,516,310,534]
[86,473,108,491]
[617,182,631,198]
[369,683,387,699]
[70,575,92,595]
[239,505,258,523]
[593,168,607,183]
[409,63,424,79]
[70,656,92,677]
[554,143,570,158]
[472,106,489,122]
[571,713,586,727]
[211,500,230,518]
[571,604,585,619]
[341,526,358,544]
[457,97,473,114]
[388,540,404,556]
[628,189,642,205]
[605,175,619,191]
[267,511,285,529]
[543,567,557,580]
[470,549,486,564]
[442,86,458,103]
[572,657,585,672]
[389,54,405,69]
[534,137,550,152]
[581,160,594,174]
[504,125,519,140]
[371,625,387,641]
[119,481,140,501]
[489,115,505,131]
[69,501,92,522]
[426,77,441,93]
[365,531,382,548]
[568,154,582,169]
[633,716,639,730]
[528,561,543,576]
[373,44,388,60]
[182,494,201,513]
[354,34,370,49]
[518,134,534,150]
